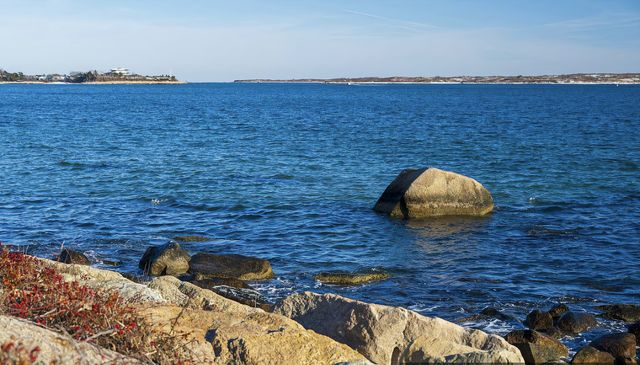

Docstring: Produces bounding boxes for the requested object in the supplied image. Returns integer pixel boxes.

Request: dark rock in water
[192,277,252,290]
[571,346,615,365]
[548,303,570,320]
[139,241,190,276]
[99,258,121,267]
[628,321,640,345]
[314,270,389,285]
[173,235,211,242]
[56,248,90,265]
[373,167,493,219]
[504,329,568,365]
[456,307,516,323]
[557,312,597,334]
[479,307,516,321]
[525,309,554,330]
[188,253,274,280]
[596,304,640,323]
[589,333,637,362]
[204,285,272,312]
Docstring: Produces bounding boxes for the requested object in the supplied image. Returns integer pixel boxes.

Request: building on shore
[109,67,130,76]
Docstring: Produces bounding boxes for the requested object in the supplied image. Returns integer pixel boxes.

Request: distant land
[235,73,640,84]
[0,67,183,84]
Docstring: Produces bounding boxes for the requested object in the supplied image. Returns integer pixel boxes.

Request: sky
[1,0,639,81]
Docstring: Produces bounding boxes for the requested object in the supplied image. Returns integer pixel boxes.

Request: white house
[110,67,130,76]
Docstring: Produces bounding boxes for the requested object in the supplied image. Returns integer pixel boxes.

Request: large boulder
[275,292,523,364]
[589,333,637,363]
[504,330,568,365]
[596,304,640,323]
[188,252,274,280]
[0,315,141,364]
[556,311,597,334]
[571,346,615,364]
[373,167,493,219]
[139,241,190,276]
[548,303,570,322]
[56,248,90,265]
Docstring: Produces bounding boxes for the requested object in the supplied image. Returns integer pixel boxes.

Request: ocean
[1,83,639,351]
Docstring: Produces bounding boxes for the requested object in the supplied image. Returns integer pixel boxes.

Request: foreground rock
[556,311,597,334]
[589,333,637,363]
[139,241,190,276]
[315,270,390,285]
[0,315,140,364]
[275,291,523,364]
[56,248,90,265]
[504,330,568,365]
[193,281,272,311]
[525,309,554,330]
[189,252,274,280]
[141,304,369,365]
[373,167,494,219]
[571,346,615,364]
[597,304,640,322]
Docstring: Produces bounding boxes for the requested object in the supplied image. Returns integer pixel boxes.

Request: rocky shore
[2,168,638,364]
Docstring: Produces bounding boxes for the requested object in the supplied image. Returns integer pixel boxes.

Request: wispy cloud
[541,13,640,31]
[342,9,441,32]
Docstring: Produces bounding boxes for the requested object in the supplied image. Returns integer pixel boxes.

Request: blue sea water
[1,83,639,351]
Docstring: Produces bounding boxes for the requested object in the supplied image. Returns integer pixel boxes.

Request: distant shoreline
[235,73,640,85]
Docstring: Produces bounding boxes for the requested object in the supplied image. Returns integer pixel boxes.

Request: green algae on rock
[314,271,390,285]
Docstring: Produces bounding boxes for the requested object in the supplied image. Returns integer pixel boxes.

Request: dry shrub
[0,245,193,364]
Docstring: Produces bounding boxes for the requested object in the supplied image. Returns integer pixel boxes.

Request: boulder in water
[596,304,640,323]
[556,311,597,334]
[571,346,615,365]
[314,270,389,285]
[589,333,637,363]
[548,303,570,321]
[56,248,90,265]
[139,241,190,276]
[374,167,493,219]
[504,329,568,365]
[525,309,554,330]
[188,253,274,280]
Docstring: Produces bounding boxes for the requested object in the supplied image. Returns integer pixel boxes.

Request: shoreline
[0,80,187,85]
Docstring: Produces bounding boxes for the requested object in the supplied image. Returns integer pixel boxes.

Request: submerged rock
[188,253,274,280]
[556,311,597,334]
[373,167,493,219]
[589,333,637,363]
[207,285,272,312]
[571,346,615,365]
[56,248,90,265]
[525,309,554,330]
[139,241,190,276]
[504,329,568,365]
[457,307,517,323]
[596,304,640,322]
[275,291,523,364]
[314,270,390,285]
[173,235,211,242]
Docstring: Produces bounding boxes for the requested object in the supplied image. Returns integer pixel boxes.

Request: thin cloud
[343,9,441,32]
[541,14,640,31]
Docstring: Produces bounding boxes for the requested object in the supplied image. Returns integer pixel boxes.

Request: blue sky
[1,0,639,81]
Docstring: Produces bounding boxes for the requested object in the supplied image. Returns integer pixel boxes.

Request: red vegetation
[0,245,192,364]
[0,341,41,365]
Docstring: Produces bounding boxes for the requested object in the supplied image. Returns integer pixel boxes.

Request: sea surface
[1,83,639,352]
